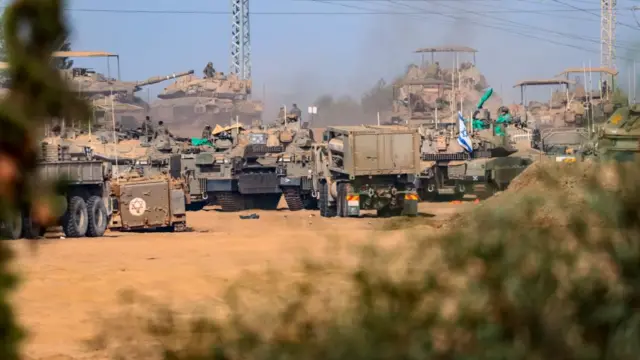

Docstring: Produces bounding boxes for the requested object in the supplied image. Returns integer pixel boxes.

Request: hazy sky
[3,0,640,114]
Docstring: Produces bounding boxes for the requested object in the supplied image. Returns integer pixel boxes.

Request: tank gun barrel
[134,70,195,88]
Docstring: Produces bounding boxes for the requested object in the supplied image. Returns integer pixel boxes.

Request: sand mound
[448,159,615,228]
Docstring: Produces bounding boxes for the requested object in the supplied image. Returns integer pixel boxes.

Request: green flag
[476,88,494,109]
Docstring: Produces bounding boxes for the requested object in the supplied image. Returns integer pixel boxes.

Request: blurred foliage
[90,160,640,360]
[0,0,88,359]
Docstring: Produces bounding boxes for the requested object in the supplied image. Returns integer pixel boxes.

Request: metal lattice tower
[230,0,251,80]
[600,0,616,69]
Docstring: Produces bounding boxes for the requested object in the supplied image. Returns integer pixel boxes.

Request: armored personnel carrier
[152,71,263,128]
[311,125,420,218]
[108,170,188,232]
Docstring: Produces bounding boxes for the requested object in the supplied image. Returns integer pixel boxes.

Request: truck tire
[1,212,22,240]
[319,182,336,218]
[22,215,44,239]
[86,195,108,237]
[63,196,88,238]
[337,182,349,218]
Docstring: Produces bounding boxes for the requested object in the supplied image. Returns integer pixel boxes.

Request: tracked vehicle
[311,125,420,218]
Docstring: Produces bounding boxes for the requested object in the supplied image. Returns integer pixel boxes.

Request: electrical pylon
[230,0,251,80]
[601,0,616,69]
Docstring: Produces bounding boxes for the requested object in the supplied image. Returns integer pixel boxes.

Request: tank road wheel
[86,196,108,237]
[218,192,247,212]
[319,181,336,218]
[63,196,88,238]
[1,212,23,240]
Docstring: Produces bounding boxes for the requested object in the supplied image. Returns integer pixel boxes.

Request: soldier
[203,62,215,78]
[153,120,175,151]
[277,106,285,122]
[141,116,154,142]
[289,103,302,121]
[201,125,212,139]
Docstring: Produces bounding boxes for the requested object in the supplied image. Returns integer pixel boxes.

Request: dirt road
[7,201,470,360]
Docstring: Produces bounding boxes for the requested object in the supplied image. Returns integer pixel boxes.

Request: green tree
[0,2,88,360]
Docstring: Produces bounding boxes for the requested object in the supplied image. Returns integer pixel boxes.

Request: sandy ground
[6,200,471,360]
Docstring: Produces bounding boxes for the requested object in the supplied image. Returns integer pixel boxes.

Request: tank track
[217,192,246,212]
[283,187,304,211]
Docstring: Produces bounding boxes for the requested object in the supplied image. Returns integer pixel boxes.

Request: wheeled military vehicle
[311,125,421,217]
[1,139,113,240]
[108,170,188,232]
[530,126,591,163]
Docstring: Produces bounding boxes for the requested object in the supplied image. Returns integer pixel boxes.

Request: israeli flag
[457,111,473,153]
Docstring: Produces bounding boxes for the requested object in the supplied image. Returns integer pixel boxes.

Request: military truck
[108,171,188,232]
[311,125,420,217]
[1,140,112,240]
[530,127,591,163]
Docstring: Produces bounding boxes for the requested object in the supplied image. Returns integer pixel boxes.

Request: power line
[311,0,639,60]
[0,6,635,16]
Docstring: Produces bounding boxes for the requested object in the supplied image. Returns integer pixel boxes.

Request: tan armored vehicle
[152,70,263,128]
[108,171,188,232]
[513,78,583,128]
[391,46,502,127]
[555,67,619,125]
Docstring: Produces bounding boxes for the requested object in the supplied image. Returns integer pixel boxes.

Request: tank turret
[151,71,263,128]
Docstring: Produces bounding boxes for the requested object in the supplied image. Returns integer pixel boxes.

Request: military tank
[193,122,284,212]
[417,88,532,200]
[60,67,194,129]
[593,104,640,162]
[390,46,503,127]
[274,113,318,211]
[151,71,263,128]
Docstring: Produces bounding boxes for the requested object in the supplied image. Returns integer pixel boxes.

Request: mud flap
[347,193,360,217]
[403,193,419,216]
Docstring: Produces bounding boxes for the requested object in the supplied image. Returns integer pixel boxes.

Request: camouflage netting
[0,0,88,359]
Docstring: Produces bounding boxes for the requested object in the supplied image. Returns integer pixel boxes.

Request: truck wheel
[87,196,108,237]
[319,182,336,218]
[22,215,44,239]
[63,196,88,238]
[1,212,22,240]
[337,182,350,218]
